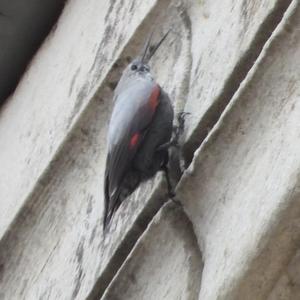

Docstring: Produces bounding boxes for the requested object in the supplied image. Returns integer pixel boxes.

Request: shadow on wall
[0,0,66,105]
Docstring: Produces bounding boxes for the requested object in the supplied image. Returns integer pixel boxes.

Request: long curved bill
[140,29,171,64]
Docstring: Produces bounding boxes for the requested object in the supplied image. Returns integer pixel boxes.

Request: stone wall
[0,0,299,299]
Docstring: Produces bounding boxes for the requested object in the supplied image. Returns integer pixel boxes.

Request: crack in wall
[183,0,294,167]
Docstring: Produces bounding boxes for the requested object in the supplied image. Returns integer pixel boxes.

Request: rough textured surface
[183,0,293,164]
[268,250,300,300]
[0,0,162,240]
[0,0,192,299]
[177,1,300,299]
[101,203,203,300]
[0,0,299,299]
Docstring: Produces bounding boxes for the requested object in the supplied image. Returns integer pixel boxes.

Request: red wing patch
[149,85,160,112]
[130,133,140,148]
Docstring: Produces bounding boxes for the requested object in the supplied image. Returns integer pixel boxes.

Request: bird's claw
[177,111,190,133]
[172,111,190,141]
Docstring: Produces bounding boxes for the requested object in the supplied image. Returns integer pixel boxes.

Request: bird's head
[126,58,151,79]
[121,29,170,82]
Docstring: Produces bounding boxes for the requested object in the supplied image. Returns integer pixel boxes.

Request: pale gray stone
[177,1,300,299]
[101,202,203,300]
[0,0,298,299]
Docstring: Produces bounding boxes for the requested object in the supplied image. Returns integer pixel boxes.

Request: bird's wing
[103,80,160,229]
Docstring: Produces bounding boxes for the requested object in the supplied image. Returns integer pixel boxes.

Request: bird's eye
[131,64,137,71]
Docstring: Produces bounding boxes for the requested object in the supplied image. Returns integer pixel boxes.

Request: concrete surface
[0,0,299,299]
[101,203,203,300]
[177,1,300,299]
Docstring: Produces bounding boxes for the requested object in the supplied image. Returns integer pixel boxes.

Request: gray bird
[103,31,175,231]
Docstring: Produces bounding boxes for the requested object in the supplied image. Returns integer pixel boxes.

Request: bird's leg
[174,111,189,141]
[159,112,189,204]
[157,112,190,152]
[161,164,181,205]
[161,164,175,198]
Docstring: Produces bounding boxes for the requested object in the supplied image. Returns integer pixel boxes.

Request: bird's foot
[157,112,190,152]
[171,111,190,146]
[174,111,190,137]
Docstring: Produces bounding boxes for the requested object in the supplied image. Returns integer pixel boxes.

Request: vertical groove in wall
[183,0,294,166]
[86,184,168,300]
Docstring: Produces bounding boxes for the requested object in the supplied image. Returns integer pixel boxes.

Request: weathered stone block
[177,1,300,299]
[101,203,202,300]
